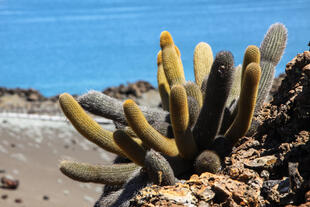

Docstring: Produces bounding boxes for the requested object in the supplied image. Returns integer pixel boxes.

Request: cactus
[157,50,170,111]
[113,130,146,166]
[187,96,200,129]
[94,169,148,207]
[123,99,179,157]
[144,149,176,186]
[60,161,139,185]
[194,42,214,87]
[194,150,221,174]
[77,90,172,136]
[160,31,186,87]
[241,45,261,85]
[59,93,124,156]
[247,23,287,135]
[169,85,198,160]
[256,23,287,113]
[57,23,287,207]
[225,62,261,145]
[226,65,242,107]
[193,51,234,150]
[183,81,203,108]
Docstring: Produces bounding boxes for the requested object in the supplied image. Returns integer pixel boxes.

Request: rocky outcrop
[267,73,286,102]
[0,81,157,114]
[0,87,47,102]
[103,81,155,100]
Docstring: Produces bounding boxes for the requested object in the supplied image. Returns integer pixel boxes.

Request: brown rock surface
[132,172,263,207]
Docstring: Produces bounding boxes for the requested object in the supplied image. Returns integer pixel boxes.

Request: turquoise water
[0,0,309,96]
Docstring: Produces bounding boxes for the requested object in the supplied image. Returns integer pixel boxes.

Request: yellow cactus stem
[241,45,260,88]
[174,45,181,57]
[193,42,214,87]
[225,63,261,145]
[113,130,146,166]
[160,31,185,87]
[60,160,138,185]
[227,65,242,106]
[170,85,198,160]
[123,99,179,157]
[59,93,125,157]
[157,50,170,111]
[183,81,203,108]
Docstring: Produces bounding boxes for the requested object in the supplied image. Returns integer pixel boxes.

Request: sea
[0,0,309,96]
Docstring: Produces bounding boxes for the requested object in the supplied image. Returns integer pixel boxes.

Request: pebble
[43,195,49,200]
[10,153,27,162]
[14,198,22,203]
[63,190,70,196]
[1,176,19,189]
[83,195,95,203]
[1,194,8,199]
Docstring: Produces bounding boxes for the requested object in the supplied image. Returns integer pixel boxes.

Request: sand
[0,113,117,207]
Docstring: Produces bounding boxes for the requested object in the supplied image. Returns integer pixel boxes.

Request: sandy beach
[0,114,116,207]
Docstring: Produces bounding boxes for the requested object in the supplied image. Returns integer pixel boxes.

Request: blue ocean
[0,0,309,96]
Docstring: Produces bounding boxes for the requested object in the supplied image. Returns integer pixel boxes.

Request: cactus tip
[160,31,174,48]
